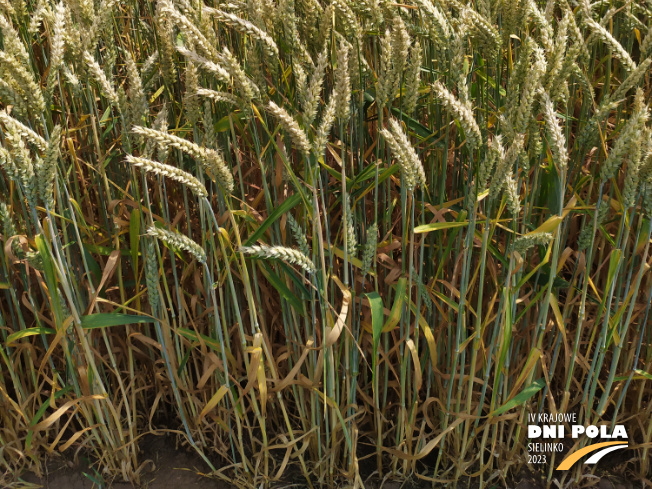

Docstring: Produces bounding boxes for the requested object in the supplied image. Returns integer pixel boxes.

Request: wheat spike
[0,110,47,151]
[267,101,312,156]
[542,93,568,171]
[132,125,234,193]
[239,244,316,274]
[83,51,119,106]
[206,7,278,57]
[126,155,208,198]
[147,225,207,263]
[432,81,482,150]
[512,232,553,254]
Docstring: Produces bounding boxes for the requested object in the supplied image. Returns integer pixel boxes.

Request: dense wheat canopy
[0,0,651,486]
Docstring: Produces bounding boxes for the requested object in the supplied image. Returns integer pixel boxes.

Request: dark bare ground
[13,434,232,489]
[9,436,644,489]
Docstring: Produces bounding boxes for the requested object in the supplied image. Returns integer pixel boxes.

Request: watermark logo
[527,412,628,470]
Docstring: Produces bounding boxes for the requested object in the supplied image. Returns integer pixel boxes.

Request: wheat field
[0,0,651,486]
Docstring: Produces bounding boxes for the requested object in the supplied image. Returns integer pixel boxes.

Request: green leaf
[25,385,73,452]
[491,286,514,408]
[259,263,306,315]
[366,290,385,398]
[215,112,245,132]
[492,378,545,416]
[475,69,506,96]
[350,160,381,186]
[244,193,302,246]
[389,106,433,139]
[82,245,102,288]
[130,209,141,276]
[486,239,509,267]
[538,164,562,215]
[414,221,469,234]
[276,261,311,300]
[99,106,112,124]
[319,160,355,188]
[80,313,154,329]
[35,235,58,299]
[7,327,56,344]
[614,369,652,382]
[606,249,622,291]
[383,277,408,332]
[178,328,222,351]
[84,244,131,256]
[353,165,400,202]
[35,234,64,329]
[149,85,165,104]
[365,291,384,357]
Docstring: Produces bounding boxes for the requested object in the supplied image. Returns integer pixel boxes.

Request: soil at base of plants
[12,435,641,489]
[16,434,231,489]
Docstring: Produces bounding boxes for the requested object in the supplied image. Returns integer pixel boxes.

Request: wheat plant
[0,0,651,487]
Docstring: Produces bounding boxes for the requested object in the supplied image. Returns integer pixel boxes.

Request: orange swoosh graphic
[556,441,627,470]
